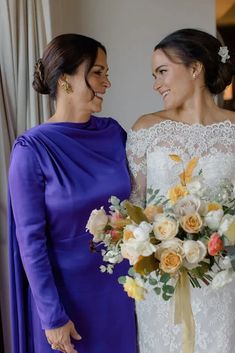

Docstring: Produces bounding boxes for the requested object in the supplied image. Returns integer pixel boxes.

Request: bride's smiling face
[151,49,196,110]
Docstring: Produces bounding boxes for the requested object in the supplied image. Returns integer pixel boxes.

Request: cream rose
[174,195,201,217]
[153,214,179,241]
[159,249,183,273]
[180,213,202,233]
[183,240,207,265]
[155,238,184,260]
[86,207,108,241]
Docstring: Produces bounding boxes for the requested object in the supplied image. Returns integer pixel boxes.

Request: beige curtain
[0,1,53,351]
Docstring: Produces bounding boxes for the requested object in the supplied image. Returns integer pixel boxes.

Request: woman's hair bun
[32,59,50,95]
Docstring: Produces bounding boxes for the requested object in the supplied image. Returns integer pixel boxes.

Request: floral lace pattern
[126,120,235,353]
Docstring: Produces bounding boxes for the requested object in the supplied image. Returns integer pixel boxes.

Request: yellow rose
[153,214,179,240]
[180,213,202,233]
[168,184,188,204]
[123,277,145,301]
[159,250,182,273]
[144,205,163,222]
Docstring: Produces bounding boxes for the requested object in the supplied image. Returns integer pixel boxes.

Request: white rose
[155,238,184,260]
[121,238,156,265]
[212,269,235,289]
[86,207,108,241]
[186,176,205,196]
[183,240,207,265]
[174,195,201,217]
[153,214,179,241]
[133,221,153,241]
[204,209,224,231]
[218,214,235,235]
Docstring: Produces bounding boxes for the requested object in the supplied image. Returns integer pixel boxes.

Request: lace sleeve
[126,129,148,208]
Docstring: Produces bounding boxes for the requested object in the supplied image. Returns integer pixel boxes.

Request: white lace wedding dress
[127,120,235,353]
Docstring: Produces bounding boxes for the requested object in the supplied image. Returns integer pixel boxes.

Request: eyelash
[94,71,109,78]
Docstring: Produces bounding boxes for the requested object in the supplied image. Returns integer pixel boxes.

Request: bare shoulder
[222,109,235,123]
[131,111,169,131]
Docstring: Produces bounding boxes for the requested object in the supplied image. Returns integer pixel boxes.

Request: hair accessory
[218,46,230,63]
[34,59,44,81]
[61,80,73,94]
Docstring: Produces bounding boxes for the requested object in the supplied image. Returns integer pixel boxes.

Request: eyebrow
[93,64,109,71]
[153,64,167,74]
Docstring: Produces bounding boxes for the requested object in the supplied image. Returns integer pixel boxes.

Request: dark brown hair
[33,33,106,99]
[154,28,234,94]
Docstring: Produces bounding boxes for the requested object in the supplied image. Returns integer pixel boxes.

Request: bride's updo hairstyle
[32,33,106,99]
[154,28,234,95]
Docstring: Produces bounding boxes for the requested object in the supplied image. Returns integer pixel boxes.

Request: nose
[104,76,111,89]
[153,77,161,92]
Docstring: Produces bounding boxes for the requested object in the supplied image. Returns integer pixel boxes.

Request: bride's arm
[126,127,148,208]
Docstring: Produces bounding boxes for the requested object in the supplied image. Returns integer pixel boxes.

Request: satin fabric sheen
[9,116,137,353]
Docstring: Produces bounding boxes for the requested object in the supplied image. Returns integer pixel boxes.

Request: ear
[58,74,67,86]
[191,61,203,80]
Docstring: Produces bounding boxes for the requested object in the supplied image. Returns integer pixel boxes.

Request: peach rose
[159,249,182,273]
[208,233,224,256]
[180,213,202,233]
[144,204,163,222]
[123,277,146,301]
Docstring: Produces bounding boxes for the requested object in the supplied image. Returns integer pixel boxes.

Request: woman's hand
[45,320,82,353]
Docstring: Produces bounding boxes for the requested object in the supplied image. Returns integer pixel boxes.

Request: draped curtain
[0,1,53,351]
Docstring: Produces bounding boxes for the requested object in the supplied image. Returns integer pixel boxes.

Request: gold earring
[193,73,197,79]
[61,80,73,94]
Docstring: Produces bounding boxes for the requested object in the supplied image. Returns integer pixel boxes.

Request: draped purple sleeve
[9,141,69,329]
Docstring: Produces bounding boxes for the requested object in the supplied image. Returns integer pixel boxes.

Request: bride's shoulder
[131,111,169,131]
[217,108,235,124]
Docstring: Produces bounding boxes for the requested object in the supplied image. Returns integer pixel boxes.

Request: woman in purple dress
[9,34,137,353]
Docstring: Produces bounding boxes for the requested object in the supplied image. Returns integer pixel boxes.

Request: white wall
[50,0,215,129]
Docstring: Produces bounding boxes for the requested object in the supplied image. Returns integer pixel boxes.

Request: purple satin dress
[9,116,137,353]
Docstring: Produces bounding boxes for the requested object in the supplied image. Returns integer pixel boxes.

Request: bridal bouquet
[86,155,235,302]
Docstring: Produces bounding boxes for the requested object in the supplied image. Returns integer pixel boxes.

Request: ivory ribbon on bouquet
[174,271,195,353]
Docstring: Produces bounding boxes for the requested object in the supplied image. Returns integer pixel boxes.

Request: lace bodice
[127,119,235,205]
[126,119,235,353]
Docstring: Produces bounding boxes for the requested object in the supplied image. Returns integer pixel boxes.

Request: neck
[49,99,91,123]
[172,87,219,125]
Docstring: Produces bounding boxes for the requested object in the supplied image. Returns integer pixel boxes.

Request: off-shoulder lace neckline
[130,119,235,133]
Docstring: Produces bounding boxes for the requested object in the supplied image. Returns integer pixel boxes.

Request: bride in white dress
[127,29,235,353]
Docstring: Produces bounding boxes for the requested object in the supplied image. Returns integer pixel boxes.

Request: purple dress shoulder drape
[9,116,137,353]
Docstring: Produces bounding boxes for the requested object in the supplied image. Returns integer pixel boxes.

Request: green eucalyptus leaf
[153,287,161,295]
[160,273,171,283]
[162,293,172,301]
[118,276,127,284]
